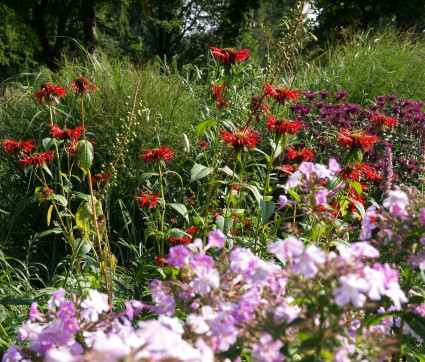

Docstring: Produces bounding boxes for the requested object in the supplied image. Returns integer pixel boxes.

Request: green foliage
[294,28,425,104]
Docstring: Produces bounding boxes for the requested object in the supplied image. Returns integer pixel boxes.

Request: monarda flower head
[135,187,160,209]
[140,146,175,163]
[18,151,55,168]
[2,138,37,156]
[48,124,83,141]
[219,127,261,150]
[286,146,315,164]
[263,83,301,104]
[264,115,304,136]
[33,82,68,105]
[335,128,379,151]
[69,76,100,95]
[210,83,228,109]
[209,46,250,64]
[369,114,398,129]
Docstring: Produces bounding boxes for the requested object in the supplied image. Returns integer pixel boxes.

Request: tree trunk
[82,0,98,56]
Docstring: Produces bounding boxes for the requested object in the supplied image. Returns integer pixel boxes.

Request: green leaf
[218,166,239,180]
[42,137,55,151]
[196,119,217,137]
[75,201,93,240]
[77,140,94,175]
[34,227,62,241]
[222,208,245,216]
[405,312,425,341]
[287,188,301,201]
[215,215,233,236]
[53,194,68,207]
[349,180,363,195]
[241,185,262,205]
[168,203,189,223]
[168,228,189,238]
[0,295,33,306]
[260,200,275,224]
[190,163,213,183]
[362,311,399,328]
[47,204,53,226]
[138,172,159,185]
[0,208,9,214]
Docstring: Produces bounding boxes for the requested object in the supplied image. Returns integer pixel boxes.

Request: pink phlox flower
[420,209,425,225]
[278,195,288,209]
[230,247,258,273]
[245,259,280,287]
[314,163,334,179]
[268,237,304,263]
[186,238,204,253]
[328,158,341,173]
[315,189,328,205]
[409,252,425,270]
[273,296,300,323]
[334,337,355,362]
[186,314,210,334]
[168,244,190,267]
[80,290,109,322]
[291,245,326,278]
[383,189,409,216]
[332,273,369,307]
[48,288,66,310]
[190,253,214,274]
[150,279,175,316]
[207,229,226,249]
[190,267,220,296]
[92,332,132,360]
[359,206,378,240]
[284,170,302,189]
[372,263,407,310]
[298,162,315,175]
[347,242,380,258]
[29,302,46,323]
[251,333,284,362]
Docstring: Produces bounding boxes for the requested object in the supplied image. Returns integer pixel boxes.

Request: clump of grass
[295,27,425,104]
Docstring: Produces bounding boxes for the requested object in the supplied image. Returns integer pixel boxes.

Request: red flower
[140,145,175,163]
[48,124,83,141]
[2,138,37,156]
[33,82,68,105]
[264,115,304,135]
[370,114,398,129]
[186,198,195,205]
[209,46,250,64]
[335,128,379,151]
[91,173,110,185]
[199,139,208,150]
[263,83,301,104]
[18,151,55,168]
[168,225,196,246]
[135,187,160,209]
[154,256,168,267]
[241,217,253,230]
[347,191,366,214]
[69,76,100,95]
[219,127,261,150]
[286,146,315,164]
[279,164,295,174]
[210,83,229,109]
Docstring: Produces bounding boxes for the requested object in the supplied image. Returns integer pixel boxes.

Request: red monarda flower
[2,138,37,156]
[286,146,315,164]
[48,124,83,141]
[69,76,100,95]
[140,145,175,163]
[219,127,261,150]
[18,151,55,168]
[135,187,160,209]
[154,256,168,267]
[33,82,68,105]
[199,139,208,150]
[263,83,301,104]
[91,172,110,185]
[264,115,304,135]
[209,46,250,64]
[335,128,379,151]
[210,83,228,109]
[168,225,196,246]
[370,114,398,129]
[280,164,295,174]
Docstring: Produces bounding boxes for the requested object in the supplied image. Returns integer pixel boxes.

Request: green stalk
[158,162,166,264]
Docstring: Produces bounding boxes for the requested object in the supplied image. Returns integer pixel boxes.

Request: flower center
[276,118,290,125]
[234,131,249,140]
[75,76,90,87]
[223,47,237,54]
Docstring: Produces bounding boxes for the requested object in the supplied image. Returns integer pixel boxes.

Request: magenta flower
[278,195,288,209]
[168,244,190,267]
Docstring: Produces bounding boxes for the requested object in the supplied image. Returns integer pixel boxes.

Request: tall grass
[294,28,425,104]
